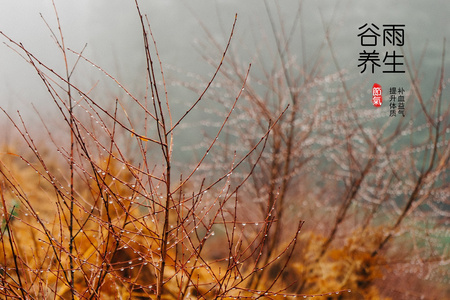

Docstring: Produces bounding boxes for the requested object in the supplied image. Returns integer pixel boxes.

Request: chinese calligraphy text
[358,24,405,74]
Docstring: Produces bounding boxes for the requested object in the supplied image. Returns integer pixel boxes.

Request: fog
[1,0,449,120]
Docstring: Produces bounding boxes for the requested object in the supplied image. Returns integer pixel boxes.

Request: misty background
[0,0,449,133]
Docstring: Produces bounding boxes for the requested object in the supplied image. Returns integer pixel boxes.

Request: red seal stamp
[372,83,382,107]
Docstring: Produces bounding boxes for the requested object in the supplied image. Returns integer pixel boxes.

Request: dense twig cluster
[0,1,357,299]
[184,2,449,299]
[0,1,448,300]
